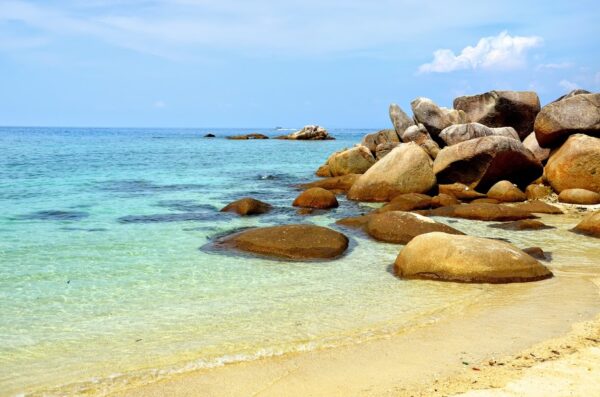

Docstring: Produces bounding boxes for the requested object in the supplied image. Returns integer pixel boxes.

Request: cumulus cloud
[419,31,542,73]
[558,79,579,91]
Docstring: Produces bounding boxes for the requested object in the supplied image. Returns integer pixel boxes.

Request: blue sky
[0,0,599,128]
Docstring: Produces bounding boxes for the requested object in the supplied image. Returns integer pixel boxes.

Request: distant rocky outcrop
[276,125,334,140]
[227,133,269,140]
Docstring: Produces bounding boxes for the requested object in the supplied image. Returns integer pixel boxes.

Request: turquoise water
[1,128,598,396]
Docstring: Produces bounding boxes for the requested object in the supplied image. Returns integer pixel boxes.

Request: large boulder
[552,89,591,103]
[534,93,600,147]
[375,142,400,160]
[411,97,468,139]
[292,187,339,209]
[394,233,552,283]
[220,198,272,215]
[572,211,600,238]
[558,188,600,205]
[523,132,551,162]
[278,125,333,140]
[361,129,400,154]
[299,174,360,193]
[453,90,541,139]
[327,146,376,176]
[439,123,519,146]
[389,103,415,137]
[544,134,600,193]
[214,225,349,260]
[417,203,536,221]
[400,124,441,159]
[486,180,527,202]
[347,143,436,202]
[366,211,464,244]
[433,135,543,191]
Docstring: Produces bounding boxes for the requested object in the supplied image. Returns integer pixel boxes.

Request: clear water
[0,127,598,396]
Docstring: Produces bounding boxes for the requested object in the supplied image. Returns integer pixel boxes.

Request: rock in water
[558,189,600,205]
[534,93,600,147]
[299,174,360,193]
[433,135,542,191]
[366,211,464,244]
[278,125,333,140]
[418,203,536,221]
[389,103,415,137]
[489,219,554,231]
[431,193,461,208]
[544,134,600,193]
[513,200,563,214]
[453,90,541,140]
[411,97,468,139]
[394,232,553,283]
[227,133,269,140]
[315,164,331,177]
[220,198,272,216]
[347,143,436,202]
[361,129,400,154]
[486,181,527,202]
[572,211,600,238]
[293,187,339,209]
[439,123,519,146]
[214,225,349,260]
[327,146,376,176]
[523,132,551,162]
[377,193,432,212]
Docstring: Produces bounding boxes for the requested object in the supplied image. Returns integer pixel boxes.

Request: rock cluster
[276,125,334,140]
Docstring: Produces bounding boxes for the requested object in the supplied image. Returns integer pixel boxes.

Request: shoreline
[109,272,600,397]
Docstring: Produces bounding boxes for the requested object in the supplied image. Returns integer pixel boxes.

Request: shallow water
[0,127,598,396]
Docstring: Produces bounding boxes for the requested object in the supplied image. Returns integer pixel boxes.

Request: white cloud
[558,79,579,91]
[418,31,543,73]
[536,62,573,71]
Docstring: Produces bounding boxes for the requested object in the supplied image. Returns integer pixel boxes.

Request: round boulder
[525,184,552,200]
[394,232,553,283]
[487,181,527,202]
[220,198,272,216]
[215,225,349,260]
[293,188,339,209]
[558,189,600,205]
[544,134,600,193]
[367,211,463,244]
[327,146,376,176]
[439,123,519,146]
[572,211,600,238]
[431,193,461,208]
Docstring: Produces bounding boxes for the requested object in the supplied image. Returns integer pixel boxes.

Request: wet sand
[113,272,600,397]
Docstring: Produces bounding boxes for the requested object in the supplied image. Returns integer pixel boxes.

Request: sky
[0,0,599,128]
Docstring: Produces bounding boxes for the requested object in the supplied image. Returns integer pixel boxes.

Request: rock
[204,133,216,138]
[431,193,461,208]
[522,247,548,261]
[558,188,600,205]
[552,89,591,103]
[433,136,543,191]
[525,184,552,200]
[335,215,372,229]
[394,232,552,283]
[471,198,500,204]
[534,93,600,147]
[453,91,541,139]
[366,211,464,244]
[523,132,551,162]
[227,133,269,140]
[277,125,333,140]
[487,181,527,202]
[439,123,519,146]
[489,219,554,231]
[389,103,415,137]
[297,208,317,216]
[411,97,468,139]
[418,139,441,159]
[375,142,400,160]
[572,211,600,238]
[293,187,339,209]
[299,174,360,193]
[327,146,376,176]
[220,198,272,216]
[377,193,432,213]
[513,200,563,214]
[439,183,486,200]
[544,134,600,193]
[401,124,441,159]
[361,129,399,154]
[347,143,436,202]
[214,225,349,260]
[418,203,536,221]
[315,164,332,177]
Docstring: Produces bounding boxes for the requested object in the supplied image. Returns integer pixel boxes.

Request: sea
[1,127,599,396]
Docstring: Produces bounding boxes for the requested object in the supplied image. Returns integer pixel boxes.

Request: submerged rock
[347,143,436,202]
[366,211,463,244]
[439,123,519,146]
[214,225,349,260]
[572,211,600,238]
[327,146,376,176]
[544,134,600,193]
[220,198,272,216]
[292,187,339,209]
[486,181,527,202]
[418,203,536,221]
[489,219,554,231]
[335,215,372,230]
[558,188,600,205]
[522,246,549,261]
[534,93,600,147]
[453,90,541,140]
[394,232,553,283]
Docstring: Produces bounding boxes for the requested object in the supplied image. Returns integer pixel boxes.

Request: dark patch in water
[118,212,220,224]
[154,200,218,212]
[182,226,219,232]
[15,210,89,221]
[98,180,206,195]
[61,226,107,232]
